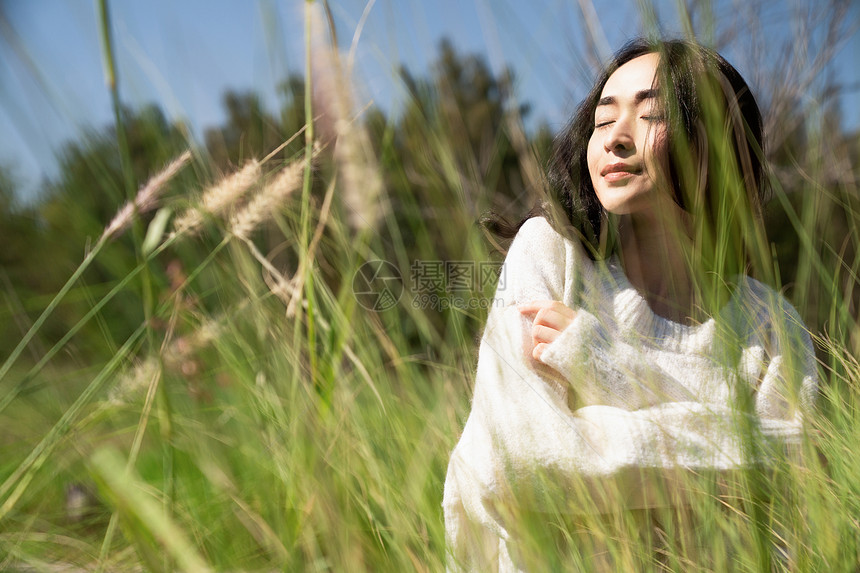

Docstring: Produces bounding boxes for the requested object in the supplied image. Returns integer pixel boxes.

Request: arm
[750,289,818,442]
[444,216,583,570]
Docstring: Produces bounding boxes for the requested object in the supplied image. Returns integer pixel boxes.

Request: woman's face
[587,52,670,217]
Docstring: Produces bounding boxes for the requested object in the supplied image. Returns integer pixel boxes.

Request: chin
[596,194,647,215]
[595,184,661,216]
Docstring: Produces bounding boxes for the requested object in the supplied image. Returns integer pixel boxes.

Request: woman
[443,38,817,571]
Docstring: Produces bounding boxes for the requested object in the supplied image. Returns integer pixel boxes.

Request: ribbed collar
[602,257,745,356]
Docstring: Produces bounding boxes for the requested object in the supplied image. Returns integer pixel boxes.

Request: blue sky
[1,0,857,201]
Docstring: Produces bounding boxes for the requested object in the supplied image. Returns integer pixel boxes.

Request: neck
[616,208,712,325]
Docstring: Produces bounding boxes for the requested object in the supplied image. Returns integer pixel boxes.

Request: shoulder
[513,216,565,246]
[508,216,589,262]
[733,276,813,346]
[503,217,565,269]
[735,277,803,322]
[496,216,592,306]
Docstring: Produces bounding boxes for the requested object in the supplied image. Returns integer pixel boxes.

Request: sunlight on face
[586,53,670,217]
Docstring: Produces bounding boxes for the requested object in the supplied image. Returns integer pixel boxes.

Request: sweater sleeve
[751,291,818,442]
[443,217,582,571]
[482,216,581,400]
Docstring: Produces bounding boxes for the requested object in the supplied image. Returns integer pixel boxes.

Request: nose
[603,115,634,153]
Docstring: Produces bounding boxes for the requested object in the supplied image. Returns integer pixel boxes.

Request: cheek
[643,127,669,180]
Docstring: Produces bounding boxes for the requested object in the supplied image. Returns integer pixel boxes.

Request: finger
[534,309,568,331]
[520,300,575,317]
[534,307,577,332]
[532,342,549,362]
[531,324,559,345]
[517,300,557,315]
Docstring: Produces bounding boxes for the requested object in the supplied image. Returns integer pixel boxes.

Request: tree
[375,39,543,269]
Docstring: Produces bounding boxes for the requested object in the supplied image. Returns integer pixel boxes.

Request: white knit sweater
[443,216,817,572]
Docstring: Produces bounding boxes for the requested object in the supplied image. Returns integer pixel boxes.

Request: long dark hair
[490,38,768,268]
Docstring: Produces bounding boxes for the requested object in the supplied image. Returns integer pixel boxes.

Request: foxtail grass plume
[107,356,158,406]
[102,150,192,240]
[309,2,381,232]
[107,315,225,406]
[230,161,304,239]
[173,159,262,236]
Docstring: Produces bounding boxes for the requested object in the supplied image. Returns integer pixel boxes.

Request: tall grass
[0,0,858,571]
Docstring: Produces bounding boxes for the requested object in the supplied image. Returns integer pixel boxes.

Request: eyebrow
[596,88,660,107]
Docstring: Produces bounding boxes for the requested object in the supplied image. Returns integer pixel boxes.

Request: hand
[517,300,577,362]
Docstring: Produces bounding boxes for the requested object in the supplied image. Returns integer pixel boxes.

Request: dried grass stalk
[230,161,304,239]
[102,150,192,240]
[310,2,381,231]
[173,159,262,236]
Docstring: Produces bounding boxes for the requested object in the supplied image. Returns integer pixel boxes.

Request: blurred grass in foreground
[0,0,859,570]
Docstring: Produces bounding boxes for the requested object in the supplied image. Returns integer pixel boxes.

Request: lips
[600,162,641,183]
[600,163,640,177]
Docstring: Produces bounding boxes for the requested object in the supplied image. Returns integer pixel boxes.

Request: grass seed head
[173,159,262,236]
[102,150,192,240]
[230,161,304,239]
[310,4,381,232]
